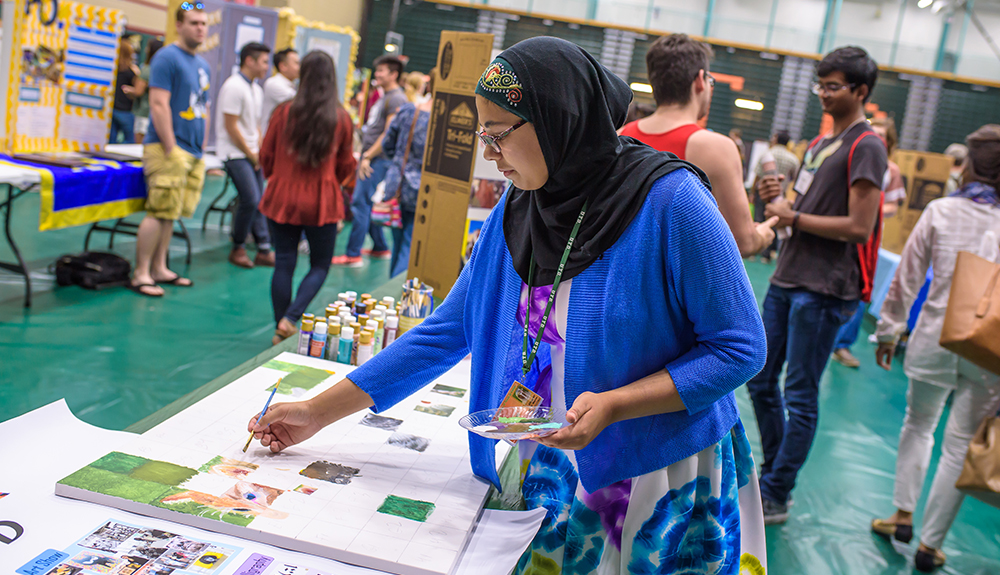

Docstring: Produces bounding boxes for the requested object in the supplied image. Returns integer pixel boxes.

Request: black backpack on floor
[55,252,131,290]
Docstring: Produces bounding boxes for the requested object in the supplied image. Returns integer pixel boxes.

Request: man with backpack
[748,46,888,524]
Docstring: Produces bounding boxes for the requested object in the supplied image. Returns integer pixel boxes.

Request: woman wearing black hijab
[249,37,768,573]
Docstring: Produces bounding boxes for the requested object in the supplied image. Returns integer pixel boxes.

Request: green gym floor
[1,173,997,574]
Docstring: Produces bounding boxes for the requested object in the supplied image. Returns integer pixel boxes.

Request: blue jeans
[268,219,338,325]
[834,303,867,350]
[390,208,416,278]
[747,285,859,504]
[224,158,270,251]
[346,156,390,257]
[110,110,135,144]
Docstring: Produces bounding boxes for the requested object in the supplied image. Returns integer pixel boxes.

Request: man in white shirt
[260,48,299,138]
[217,41,272,268]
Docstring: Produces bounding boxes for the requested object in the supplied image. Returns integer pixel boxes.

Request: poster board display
[2,0,125,153]
[408,32,493,297]
[276,9,359,104]
[881,150,952,254]
[56,353,501,575]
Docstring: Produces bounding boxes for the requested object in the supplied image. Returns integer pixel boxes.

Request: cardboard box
[407,31,494,296]
[881,150,952,254]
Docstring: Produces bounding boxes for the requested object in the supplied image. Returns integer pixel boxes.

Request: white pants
[893,364,1000,549]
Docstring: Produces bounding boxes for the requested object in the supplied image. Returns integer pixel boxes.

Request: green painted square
[263,360,335,395]
[152,488,255,527]
[129,460,198,486]
[88,451,149,475]
[377,495,435,522]
[58,466,174,504]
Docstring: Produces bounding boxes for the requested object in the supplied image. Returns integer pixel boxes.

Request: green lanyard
[522,200,588,376]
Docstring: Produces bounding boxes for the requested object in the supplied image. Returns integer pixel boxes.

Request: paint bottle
[349,322,363,365]
[365,320,380,353]
[386,308,397,318]
[338,292,349,303]
[337,326,354,364]
[361,293,372,304]
[358,314,370,329]
[325,306,338,322]
[382,296,395,310]
[355,300,367,316]
[345,291,358,308]
[365,299,376,313]
[357,330,374,365]
[384,315,399,347]
[371,313,385,354]
[309,320,328,358]
[327,322,342,361]
[298,318,314,355]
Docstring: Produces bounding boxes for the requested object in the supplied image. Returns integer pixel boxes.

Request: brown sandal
[871,518,913,543]
[272,319,298,346]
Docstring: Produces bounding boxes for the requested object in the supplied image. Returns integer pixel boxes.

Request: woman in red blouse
[259,51,357,345]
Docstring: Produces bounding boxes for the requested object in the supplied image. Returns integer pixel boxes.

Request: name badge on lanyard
[793,168,815,195]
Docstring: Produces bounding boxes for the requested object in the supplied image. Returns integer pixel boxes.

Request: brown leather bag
[956,415,1000,508]
[939,250,1000,375]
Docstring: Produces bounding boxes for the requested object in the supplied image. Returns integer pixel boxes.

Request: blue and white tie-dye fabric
[513,282,768,575]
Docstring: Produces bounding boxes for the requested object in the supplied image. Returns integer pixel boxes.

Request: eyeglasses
[811,82,857,95]
[704,71,715,89]
[180,2,204,10]
[477,120,527,154]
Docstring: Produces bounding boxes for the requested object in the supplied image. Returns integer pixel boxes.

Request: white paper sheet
[0,401,544,575]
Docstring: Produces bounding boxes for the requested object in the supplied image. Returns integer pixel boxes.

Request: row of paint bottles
[295,293,403,361]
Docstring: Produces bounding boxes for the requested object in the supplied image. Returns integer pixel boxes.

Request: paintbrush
[243,377,282,453]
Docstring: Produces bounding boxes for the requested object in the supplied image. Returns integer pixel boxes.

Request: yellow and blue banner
[0,155,145,231]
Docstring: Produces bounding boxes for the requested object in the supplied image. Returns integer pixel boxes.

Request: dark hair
[373,55,404,82]
[273,48,296,72]
[774,131,791,146]
[965,124,1000,187]
[175,4,204,23]
[285,51,343,168]
[645,34,712,107]
[145,38,164,66]
[239,42,270,68]
[816,46,878,103]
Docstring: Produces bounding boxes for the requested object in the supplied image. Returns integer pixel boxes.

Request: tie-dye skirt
[513,421,767,575]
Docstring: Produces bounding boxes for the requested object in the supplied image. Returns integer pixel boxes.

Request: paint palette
[459,407,568,441]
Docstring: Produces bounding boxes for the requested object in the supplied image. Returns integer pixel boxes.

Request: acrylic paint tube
[298,319,314,355]
[357,330,374,365]
[349,322,362,365]
[384,315,398,347]
[327,322,342,361]
[337,326,354,364]
[309,321,328,358]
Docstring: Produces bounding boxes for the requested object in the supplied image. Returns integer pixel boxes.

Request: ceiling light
[630,82,652,93]
[917,0,932,8]
[734,99,764,111]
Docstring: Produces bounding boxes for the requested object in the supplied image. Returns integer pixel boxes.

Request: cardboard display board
[881,150,952,254]
[2,0,125,153]
[275,8,359,104]
[408,32,494,297]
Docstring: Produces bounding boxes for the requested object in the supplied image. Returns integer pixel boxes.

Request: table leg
[0,184,32,307]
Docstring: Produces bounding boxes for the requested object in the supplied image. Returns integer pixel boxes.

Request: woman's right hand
[875,342,896,371]
[247,400,324,452]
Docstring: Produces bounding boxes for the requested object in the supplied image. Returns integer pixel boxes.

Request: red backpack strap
[847,131,885,303]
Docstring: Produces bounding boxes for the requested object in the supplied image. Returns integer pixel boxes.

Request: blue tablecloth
[0,155,146,231]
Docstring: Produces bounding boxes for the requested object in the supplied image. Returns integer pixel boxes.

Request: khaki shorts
[143,143,206,220]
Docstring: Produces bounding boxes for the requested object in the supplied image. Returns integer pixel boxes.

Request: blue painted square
[16,549,69,575]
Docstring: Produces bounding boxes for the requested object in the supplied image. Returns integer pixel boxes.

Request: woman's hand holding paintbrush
[247,377,375,453]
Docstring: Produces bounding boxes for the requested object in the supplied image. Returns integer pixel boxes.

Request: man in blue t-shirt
[131,4,211,297]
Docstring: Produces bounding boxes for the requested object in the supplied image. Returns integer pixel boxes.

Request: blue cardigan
[349,169,766,493]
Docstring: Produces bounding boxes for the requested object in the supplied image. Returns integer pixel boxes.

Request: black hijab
[493,37,711,286]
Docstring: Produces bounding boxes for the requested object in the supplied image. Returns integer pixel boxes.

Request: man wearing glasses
[619,33,776,258]
[748,46,887,524]
[131,3,211,297]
